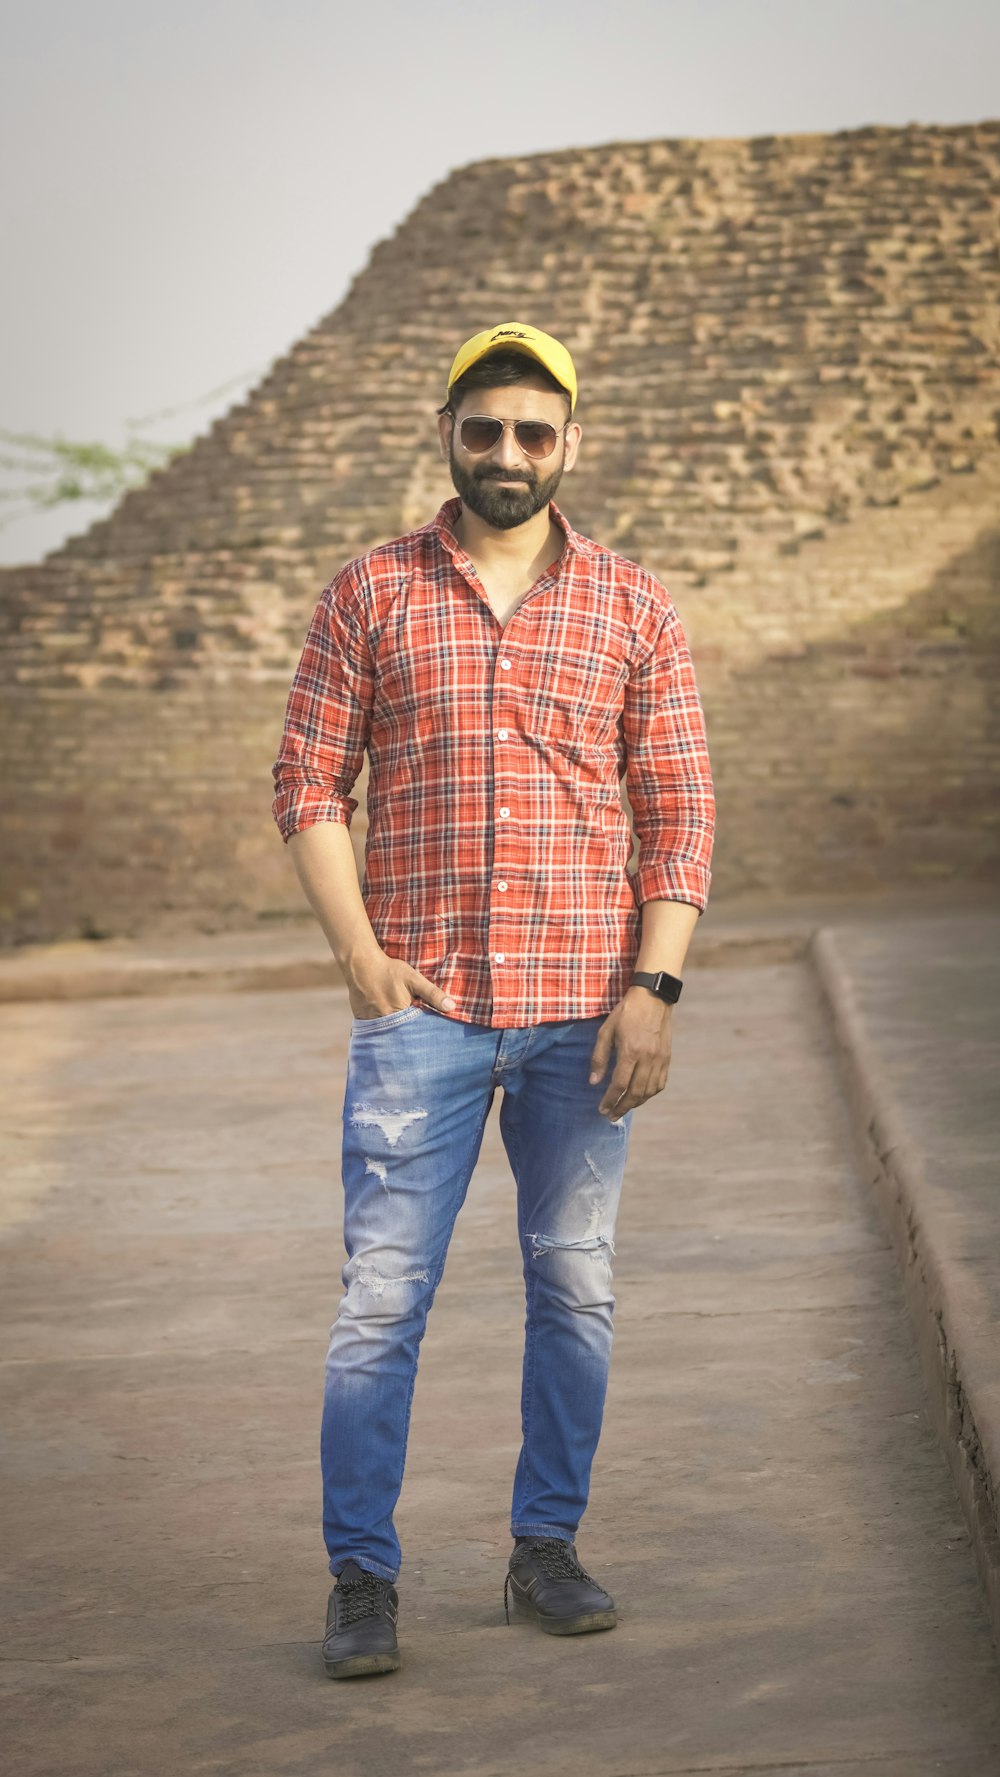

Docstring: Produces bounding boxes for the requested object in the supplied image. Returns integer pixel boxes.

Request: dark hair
[439,347,572,417]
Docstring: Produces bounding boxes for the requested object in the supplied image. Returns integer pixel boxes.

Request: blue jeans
[322,1003,634,1581]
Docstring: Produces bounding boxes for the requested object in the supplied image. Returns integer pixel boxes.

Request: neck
[454,501,558,566]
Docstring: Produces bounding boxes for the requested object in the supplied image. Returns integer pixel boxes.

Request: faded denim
[322,1002,633,1581]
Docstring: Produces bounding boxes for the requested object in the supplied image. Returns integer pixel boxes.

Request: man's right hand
[348,950,456,1021]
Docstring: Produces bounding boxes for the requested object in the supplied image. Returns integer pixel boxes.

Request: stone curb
[0,931,807,1005]
[0,955,345,1004]
[809,927,1000,1656]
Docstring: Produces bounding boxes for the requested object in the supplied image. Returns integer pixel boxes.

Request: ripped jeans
[322,1002,633,1581]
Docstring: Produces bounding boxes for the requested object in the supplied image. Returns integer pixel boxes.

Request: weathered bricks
[0,122,998,943]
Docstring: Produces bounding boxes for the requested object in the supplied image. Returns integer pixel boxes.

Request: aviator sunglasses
[455,414,569,460]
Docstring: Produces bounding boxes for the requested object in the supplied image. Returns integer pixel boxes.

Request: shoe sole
[510,1593,617,1635]
[324,1648,401,1679]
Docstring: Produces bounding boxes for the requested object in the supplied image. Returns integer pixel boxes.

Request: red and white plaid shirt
[272,497,715,1028]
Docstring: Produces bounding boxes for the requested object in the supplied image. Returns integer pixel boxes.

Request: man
[271,321,716,1679]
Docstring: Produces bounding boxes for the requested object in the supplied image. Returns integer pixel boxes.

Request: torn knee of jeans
[528,1231,616,1260]
[350,1261,431,1300]
[527,1179,616,1262]
[349,1105,429,1148]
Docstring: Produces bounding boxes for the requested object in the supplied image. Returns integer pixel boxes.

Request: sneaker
[504,1537,617,1635]
[322,1559,400,1679]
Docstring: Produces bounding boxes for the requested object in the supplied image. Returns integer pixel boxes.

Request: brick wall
[1,122,998,942]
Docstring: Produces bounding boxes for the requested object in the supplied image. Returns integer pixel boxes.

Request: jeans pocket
[351,1003,425,1033]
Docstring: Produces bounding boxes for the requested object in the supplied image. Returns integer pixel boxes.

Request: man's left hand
[589,988,673,1121]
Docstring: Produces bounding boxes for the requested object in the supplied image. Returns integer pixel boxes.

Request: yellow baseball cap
[447,322,577,413]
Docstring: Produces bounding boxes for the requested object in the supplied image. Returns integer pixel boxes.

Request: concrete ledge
[0,953,344,1004]
[0,927,808,1005]
[810,923,1000,1655]
[0,931,346,1004]
[3,886,989,1006]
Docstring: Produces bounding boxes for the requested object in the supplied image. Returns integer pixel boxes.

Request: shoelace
[503,1538,596,1624]
[336,1571,388,1627]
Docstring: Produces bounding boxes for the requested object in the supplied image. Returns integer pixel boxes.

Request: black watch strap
[632,969,683,1005]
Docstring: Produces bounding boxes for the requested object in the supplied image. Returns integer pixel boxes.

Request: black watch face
[636,972,681,1003]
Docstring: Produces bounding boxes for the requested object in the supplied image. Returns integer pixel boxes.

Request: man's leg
[322,1004,497,1582]
[498,1016,633,1542]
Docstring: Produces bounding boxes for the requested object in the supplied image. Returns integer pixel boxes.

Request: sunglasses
[455,414,568,461]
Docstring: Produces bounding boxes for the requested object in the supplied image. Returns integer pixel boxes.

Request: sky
[2,0,997,566]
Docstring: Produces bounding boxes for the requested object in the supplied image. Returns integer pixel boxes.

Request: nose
[494,424,529,472]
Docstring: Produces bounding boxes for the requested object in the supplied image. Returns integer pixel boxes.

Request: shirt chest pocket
[523,647,627,745]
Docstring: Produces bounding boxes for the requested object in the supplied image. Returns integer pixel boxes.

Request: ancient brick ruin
[2,121,998,943]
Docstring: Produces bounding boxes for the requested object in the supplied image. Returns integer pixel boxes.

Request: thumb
[408,969,456,1012]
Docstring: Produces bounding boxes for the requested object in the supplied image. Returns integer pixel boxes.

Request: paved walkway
[2,910,999,1775]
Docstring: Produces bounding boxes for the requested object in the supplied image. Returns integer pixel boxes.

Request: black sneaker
[504,1537,617,1635]
[323,1559,400,1679]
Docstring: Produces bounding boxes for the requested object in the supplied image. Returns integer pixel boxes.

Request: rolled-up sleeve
[271,568,375,843]
[623,597,716,912]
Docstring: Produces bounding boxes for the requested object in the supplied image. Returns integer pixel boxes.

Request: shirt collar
[430,496,598,565]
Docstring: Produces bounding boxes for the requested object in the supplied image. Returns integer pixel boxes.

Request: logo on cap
[490,328,531,341]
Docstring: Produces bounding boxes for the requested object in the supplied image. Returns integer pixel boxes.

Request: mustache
[474,468,536,484]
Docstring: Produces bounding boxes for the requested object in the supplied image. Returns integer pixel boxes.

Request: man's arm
[271,569,373,844]
[633,897,701,978]
[287,821,381,971]
[621,596,716,922]
[271,573,455,1018]
[287,821,456,1018]
[589,595,716,1118]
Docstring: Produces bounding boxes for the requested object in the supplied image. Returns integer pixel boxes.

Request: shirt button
[496,880,508,891]
[497,728,509,740]
[500,658,512,670]
[494,953,506,963]
[499,807,510,819]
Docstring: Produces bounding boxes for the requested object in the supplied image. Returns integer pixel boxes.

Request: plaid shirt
[271,497,715,1028]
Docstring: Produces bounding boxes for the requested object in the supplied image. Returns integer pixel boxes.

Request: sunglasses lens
[457,416,561,458]
[460,417,504,453]
[514,422,558,458]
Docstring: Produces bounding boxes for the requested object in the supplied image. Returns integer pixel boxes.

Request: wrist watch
[632,969,683,1005]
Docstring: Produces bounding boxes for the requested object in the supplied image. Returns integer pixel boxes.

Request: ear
[437,410,454,463]
[563,421,583,473]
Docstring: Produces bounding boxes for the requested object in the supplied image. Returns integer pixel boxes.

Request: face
[438,374,582,532]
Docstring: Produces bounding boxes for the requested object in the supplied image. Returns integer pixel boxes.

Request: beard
[448,439,566,531]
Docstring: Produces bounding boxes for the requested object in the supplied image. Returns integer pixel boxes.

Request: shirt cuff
[633,859,712,913]
[272,788,357,843]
